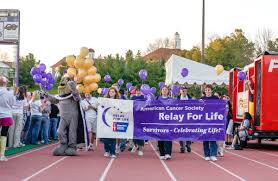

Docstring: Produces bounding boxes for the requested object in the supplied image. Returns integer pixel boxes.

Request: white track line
[173,142,246,181]
[246,148,278,157]
[8,143,58,160]
[225,150,278,171]
[149,141,177,181]
[22,156,68,181]
[99,158,115,181]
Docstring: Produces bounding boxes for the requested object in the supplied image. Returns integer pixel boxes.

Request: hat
[180,85,187,89]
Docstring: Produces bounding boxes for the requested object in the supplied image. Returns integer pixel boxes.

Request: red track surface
[0,140,277,181]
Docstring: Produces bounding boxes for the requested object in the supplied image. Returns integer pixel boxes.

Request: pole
[15,10,20,87]
[201,0,205,64]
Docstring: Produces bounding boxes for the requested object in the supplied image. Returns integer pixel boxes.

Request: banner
[97,98,227,141]
[236,91,249,119]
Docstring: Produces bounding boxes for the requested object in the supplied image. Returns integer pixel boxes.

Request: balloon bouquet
[31,63,55,90]
[64,47,101,94]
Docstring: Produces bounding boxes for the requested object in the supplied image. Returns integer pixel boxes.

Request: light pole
[201,0,205,64]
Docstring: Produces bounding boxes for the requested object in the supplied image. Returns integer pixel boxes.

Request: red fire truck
[229,51,278,142]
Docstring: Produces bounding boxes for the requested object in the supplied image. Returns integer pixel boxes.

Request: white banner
[97,98,134,139]
[3,22,19,40]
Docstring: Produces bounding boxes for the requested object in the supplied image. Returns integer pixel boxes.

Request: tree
[19,53,40,87]
[146,37,175,54]
[255,28,273,54]
[179,47,201,62]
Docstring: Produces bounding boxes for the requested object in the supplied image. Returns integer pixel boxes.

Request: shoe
[145,141,149,145]
[138,151,143,156]
[104,152,110,157]
[186,146,191,153]
[0,156,8,161]
[218,152,224,157]
[204,157,210,161]
[19,142,25,147]
[180,149,185,153]
[111,154,116,158]
[226,146,235,150]
[160,156,165,160]
[131,146,137,153]
[116,148,120,154]
[165,154,171,160]
[210,156,217,161]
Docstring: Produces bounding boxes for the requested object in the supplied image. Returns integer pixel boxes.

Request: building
[0,61,13,78]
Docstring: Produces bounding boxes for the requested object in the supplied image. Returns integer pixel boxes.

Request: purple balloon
[126,82,132,89]
[171,85,180,95]
[139,69,148,81]
[31,67,40,76]
[104,75,111,83]
[118,79,124,86]
[33,74,42,83]
[102,88,109,96]
[181,68,189,77]
[140,84,151,95]
[45,84,53,90]
[48,77,55,84]
[158,82,165,89]
[41,72,47,78]
[129,86,134,92]
[151,87,156,94]
[39,63,46,72]
[237,71,246,81]
[46,73,53,80]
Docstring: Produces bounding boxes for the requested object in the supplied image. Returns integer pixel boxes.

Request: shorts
[0,117,13,126]
[226,119,233,135]
[86,118,97,133]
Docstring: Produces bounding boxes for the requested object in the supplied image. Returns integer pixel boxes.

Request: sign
[236,91,249,119]
[0,10,20,42]
[97,98,227,141]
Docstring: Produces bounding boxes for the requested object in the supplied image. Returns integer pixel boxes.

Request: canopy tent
[165,55,229,85]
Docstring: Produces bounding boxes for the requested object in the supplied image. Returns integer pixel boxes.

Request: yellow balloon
[80,47,89,58]
[74,56,85,69]
[97,88,102,94]
[87,66,97,75]
[94,73,101,83]
[76,84,84,93]
[89,83,98,92]
[83,86,91,94]
[83,58,94,69]
[83,75,95,85]
[67,68,77,77]
[215,65,224,76]
[66,55,75,67]
[74,75,83,83]
[77,69,87,78]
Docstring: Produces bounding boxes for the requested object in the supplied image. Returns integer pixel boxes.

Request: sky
[1,0,278,67]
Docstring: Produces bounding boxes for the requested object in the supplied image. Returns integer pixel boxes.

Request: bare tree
[255,28,273,53]
[146,37,175,53]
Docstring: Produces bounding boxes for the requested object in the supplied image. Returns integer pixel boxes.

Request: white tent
[165,55,229,85]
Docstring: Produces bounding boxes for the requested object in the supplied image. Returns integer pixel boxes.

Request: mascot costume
[45,76,89,156]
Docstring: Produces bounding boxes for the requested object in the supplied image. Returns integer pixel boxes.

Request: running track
[0,141,277,181]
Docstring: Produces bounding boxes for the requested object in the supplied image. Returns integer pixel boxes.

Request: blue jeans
[41,116,50,144]
[49,118,58,140]
[26,115,42,144]
[103,138,116,155]
[22,115,31,143]
[203,141,218,157]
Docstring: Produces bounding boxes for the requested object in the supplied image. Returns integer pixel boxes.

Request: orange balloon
[77,68,87,78]
[83,58,94,69]
[76,84,84,93]
[67,68,77,77]
[94,73,101,83]
[66,55,75,67]
[83,86,91,93]
[87,66,97,75]
[89,83,98,92]
[74,57,85,69]
[74,75,83,83]
[83,75,95,85]
[80,47,89,58]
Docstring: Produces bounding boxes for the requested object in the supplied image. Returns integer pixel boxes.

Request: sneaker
[218,151,224,157]
[180,149,185,153]
[104,152,110,157]
[111,154,117,158]
[186,146,191,153]
[160,156,165,160]
[88,144,94,151]
[131,146,137,153]
[19,142,25,147]
[138,151,143,156]
[165,154,172,160]
[145,141,149,145]
[0,156,8,161]
[128,147,133,152]
[227,146,235,150]
[210,156,217,161]
[204,157,210,161]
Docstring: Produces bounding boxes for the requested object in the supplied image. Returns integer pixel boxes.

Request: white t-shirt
[12,99,28,115]
[31,100,42,116]
[81,97,98,119]
[180,95,189,100]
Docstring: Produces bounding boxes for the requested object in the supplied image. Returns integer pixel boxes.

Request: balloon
[94,73,101,83]
[97,88,102,94]
[102,88,109,96]
[83,75,95,85]
[45,84,53,90]
[171,85,180,95]
[83,86,91,94]
[74,75,83,83]
[74,57,85,69]
[66,55,75,67]
[140,84,151,95]
[126,82,132,89]
[215,65,224,76]
[104,75,111,83]
[88,82,98,92]
[158,82,165,89]
[87,66,97,75]
[41,72,47,78]
[118,79,124,86]
[48,77,55,84]
[181,68,189,77]
[237,71,246,81]
[83,58,94,69]
[38,63,46,72]
[80,47,89,58]
[33,74,42,83]
[31,67,40,76]
[46,73,53,80]
[151,87,156,94]
[77,69,87,79]
[67,68,77,77]
[76,84,84,93]
[129,86,134,92]
[139,69,148,80]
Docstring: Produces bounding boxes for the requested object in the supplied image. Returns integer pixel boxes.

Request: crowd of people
[0,75,251,162]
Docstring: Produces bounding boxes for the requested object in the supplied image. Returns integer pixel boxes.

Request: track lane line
[99,158,115,181]
[149,141,177,181]
[22,156,68,181]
